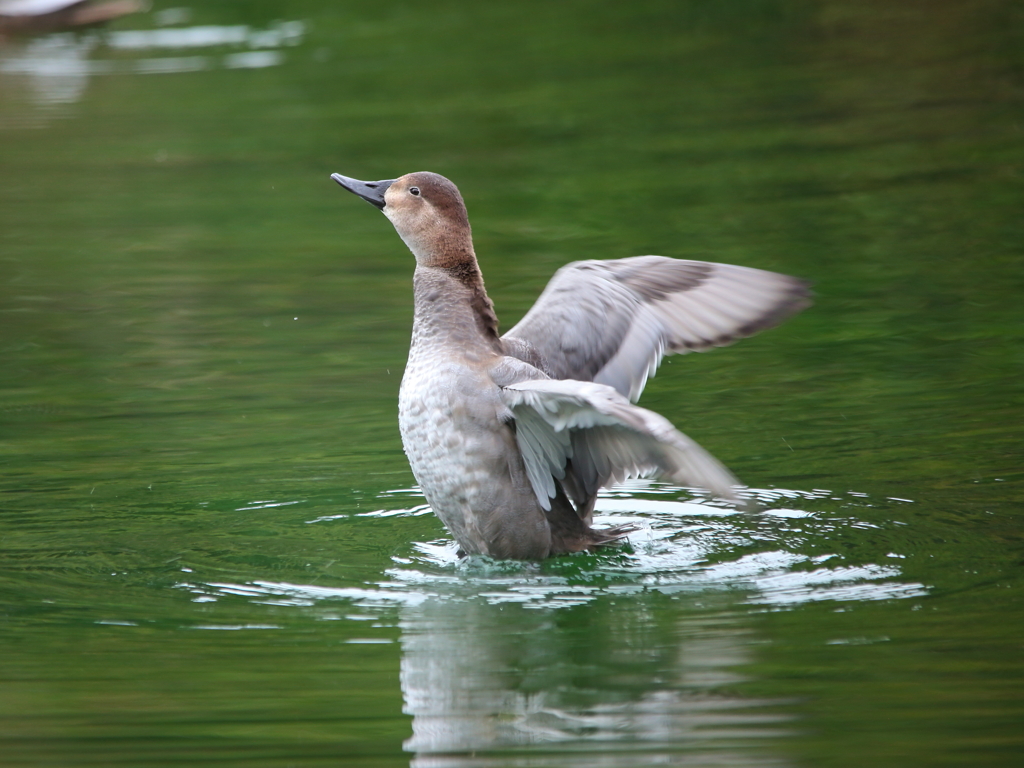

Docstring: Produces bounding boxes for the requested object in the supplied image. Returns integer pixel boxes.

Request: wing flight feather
[500,378,741,512]
[503,256,810,402]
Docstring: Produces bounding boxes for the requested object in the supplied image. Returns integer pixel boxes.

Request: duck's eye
[409,187,421,196]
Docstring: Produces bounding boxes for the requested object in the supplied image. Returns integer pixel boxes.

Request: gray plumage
[504,256,810,402]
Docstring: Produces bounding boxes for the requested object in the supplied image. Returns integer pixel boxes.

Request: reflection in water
[399,590,791,767]
[0,17,305,109]
[105,21,304,51]
[0,33,100,104]
[182,485,927,766]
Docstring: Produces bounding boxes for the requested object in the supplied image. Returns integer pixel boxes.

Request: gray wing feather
[503,256,810,401]
[500,379,741,511]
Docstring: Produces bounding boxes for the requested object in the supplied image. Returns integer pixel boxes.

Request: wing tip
[663,276,813,354]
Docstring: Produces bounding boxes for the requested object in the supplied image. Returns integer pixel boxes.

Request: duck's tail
[585,521,639,549]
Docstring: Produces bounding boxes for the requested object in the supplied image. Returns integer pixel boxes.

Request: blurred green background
[1,1,1022,766]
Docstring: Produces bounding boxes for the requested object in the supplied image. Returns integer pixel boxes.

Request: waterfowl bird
[0,1,142,37]
[331,171,810,560]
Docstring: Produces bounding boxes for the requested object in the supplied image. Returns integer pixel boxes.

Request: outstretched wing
[502,256,810,402]
[499,378,742,513]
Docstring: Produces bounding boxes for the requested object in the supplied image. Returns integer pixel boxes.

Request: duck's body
[331,171,810,559]
[398,266,551,558]
[0,0,141,35]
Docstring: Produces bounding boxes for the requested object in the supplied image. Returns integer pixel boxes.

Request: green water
[1,1,1022,766]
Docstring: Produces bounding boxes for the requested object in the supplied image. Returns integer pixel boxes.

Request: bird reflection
[397,581,793,767]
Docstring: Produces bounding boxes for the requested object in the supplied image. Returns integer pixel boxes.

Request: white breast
[399,351,500,550]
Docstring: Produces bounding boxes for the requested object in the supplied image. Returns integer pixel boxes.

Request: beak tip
[329,172,394,210]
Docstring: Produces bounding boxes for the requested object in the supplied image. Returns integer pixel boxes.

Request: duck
[330,171,810,560]
[0,1,143,37]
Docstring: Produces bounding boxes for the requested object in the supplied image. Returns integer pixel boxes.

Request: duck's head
[331,171,472,266]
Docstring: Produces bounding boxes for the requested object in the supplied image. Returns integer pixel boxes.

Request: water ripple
[184,483,927,612]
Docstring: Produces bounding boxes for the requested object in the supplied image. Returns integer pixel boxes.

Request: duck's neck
[411,256,502,356]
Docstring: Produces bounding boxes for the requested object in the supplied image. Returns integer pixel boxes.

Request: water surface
[1,1,1022,766]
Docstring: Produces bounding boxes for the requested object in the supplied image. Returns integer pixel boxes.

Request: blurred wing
[502,256,810,401]
[499,378,741,512]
